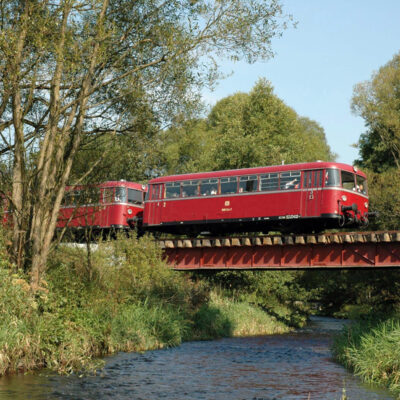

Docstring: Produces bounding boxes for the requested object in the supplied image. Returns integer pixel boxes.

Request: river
[0,317,394,399]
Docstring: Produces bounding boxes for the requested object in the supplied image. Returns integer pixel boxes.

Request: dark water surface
[0,317,394,400]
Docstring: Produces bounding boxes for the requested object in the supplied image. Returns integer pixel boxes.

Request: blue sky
[202,0,400,164]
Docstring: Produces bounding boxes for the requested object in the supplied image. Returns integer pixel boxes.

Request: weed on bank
[0,235,206,375]
[333,317,400,398]
[0,234,295,376]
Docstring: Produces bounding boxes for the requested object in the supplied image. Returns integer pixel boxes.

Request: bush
[333,318,400,396]
[0,233,300,376]
[0,234,210,375]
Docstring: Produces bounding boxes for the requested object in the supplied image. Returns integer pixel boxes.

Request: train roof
[66,181,147,191]
[100,181,147,190]
[149,162,366,184]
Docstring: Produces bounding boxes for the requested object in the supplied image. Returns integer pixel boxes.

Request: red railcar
[143,162,370,234]
[58,180,147,237]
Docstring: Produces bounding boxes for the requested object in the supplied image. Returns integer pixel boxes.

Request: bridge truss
[159,231,400,270]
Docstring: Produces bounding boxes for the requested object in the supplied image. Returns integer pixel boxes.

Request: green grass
[192,290,291,340]
[0,233,296,376]
[333,318,400,397]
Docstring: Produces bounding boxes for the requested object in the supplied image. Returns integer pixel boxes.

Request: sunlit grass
[0,233,295,376]
[333,318,400,397]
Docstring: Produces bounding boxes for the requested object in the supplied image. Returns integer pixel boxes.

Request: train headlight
[127,209,133,215]
[364,202,368,209]
[341,195,347,201]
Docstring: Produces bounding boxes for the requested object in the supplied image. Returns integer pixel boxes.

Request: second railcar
[143,162,369,235]
[58,180,147,238]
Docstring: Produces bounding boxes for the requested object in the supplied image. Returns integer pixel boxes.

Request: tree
[352,52,400,171]
[0,0,291,288]
[365,168,400,230]
[159,79,335,173]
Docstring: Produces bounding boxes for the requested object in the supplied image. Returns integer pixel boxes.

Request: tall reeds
[333,318,400,397]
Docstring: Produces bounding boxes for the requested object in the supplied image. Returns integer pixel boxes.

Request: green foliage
[0,235,209,375]
[352,51,400,171]
[110,303,189,350]
[1,0,292,281]
[193,290,291,340]
[365,168,400,230]
[0,234,299,376]
[159,79,335,174]
[333,318,400,396]
[195,269,310,328]
[299,269,400,317]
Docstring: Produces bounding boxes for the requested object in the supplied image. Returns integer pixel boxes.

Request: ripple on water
[0,317,395,400]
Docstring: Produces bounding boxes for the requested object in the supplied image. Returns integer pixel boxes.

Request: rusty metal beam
[161,232,400,270]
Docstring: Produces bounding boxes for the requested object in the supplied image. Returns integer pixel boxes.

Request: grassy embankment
[0,232,301,376]
[333,316,400,398]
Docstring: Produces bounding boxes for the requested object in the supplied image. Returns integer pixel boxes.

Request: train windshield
[341,171,355,190]
[115,187,127,203]
[356,175,367,194]
[324,169,340,187]
[128,188,143,204]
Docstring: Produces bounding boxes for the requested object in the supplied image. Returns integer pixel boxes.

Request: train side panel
[143,162,369,234]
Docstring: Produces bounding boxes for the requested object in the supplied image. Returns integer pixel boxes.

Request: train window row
[62,187,144,206]
[162,170,302,199]
[152,169,367,200]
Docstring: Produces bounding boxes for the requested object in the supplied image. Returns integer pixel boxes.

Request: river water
[0,317,394,400]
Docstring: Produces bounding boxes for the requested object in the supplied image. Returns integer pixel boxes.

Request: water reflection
[0,317,394,400]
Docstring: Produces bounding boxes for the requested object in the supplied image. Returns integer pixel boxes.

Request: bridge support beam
[162,235,400,270]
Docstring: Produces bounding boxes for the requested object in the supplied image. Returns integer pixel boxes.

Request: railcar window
[103,188,114,203]
[150,184,161,200]
[239,175,258,192]
[356,175,367,194]
[128,189,143,204]
[182,180,199,197]
[115,187,127,203]
[221,177,238,194]
[200,179,218,196]
[148,185,156,200]
[62,191,74,206]
[313,170,323,187]
[325,169,340,187]
[305,172,312,188]
[341,171,355,190]
[165,182,181,198]
[280,171,301,190]
[260,173,279,191]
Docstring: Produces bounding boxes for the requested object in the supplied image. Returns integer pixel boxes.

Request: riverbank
[2,316,393,400]
[0,234,296,376]
[333,316,400,398]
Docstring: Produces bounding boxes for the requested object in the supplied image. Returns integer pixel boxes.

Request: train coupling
[341,203,358,212]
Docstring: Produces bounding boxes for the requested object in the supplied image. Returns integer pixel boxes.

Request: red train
[143,162,370,235]
[0,162,371,237]
[57,180,147,238]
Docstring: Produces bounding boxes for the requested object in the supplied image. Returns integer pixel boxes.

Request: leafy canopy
[352,52,400,171]
[159,79,335,174]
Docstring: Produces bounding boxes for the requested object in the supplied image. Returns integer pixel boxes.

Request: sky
[202,0,400,165]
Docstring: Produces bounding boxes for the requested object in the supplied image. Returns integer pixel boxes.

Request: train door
[301,170,323,217]
[149,184,163,225]
[101,187,114,227]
